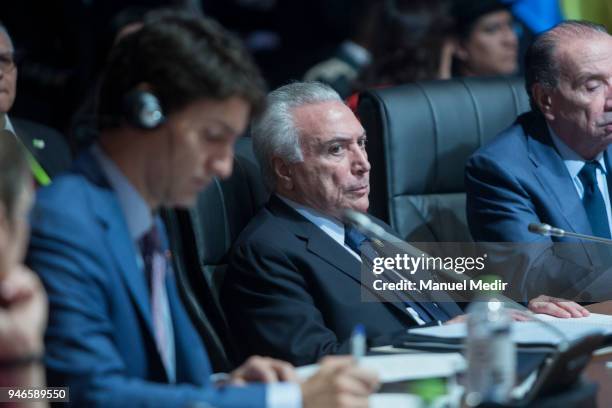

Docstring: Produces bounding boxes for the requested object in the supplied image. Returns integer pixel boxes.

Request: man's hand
[230,355,297,384]
[528,295,590,318]
[0,266,48,360]
[444,314,467,324]
[301,356,379,408]
[444,310,534,324]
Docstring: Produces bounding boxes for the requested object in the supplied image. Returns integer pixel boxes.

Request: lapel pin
[33,138,45,149]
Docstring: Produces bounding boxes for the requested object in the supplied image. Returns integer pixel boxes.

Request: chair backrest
[164,137,268,371]
[358,76,530,242]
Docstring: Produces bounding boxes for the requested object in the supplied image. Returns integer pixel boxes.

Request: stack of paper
[408,313,612,346]
[296,353,465,382]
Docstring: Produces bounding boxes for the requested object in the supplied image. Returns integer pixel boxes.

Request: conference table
[583,301,612,406]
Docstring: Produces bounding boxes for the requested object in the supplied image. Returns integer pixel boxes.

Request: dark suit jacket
[27,150,266,407]
[466,111,612,300]
[12,117,72,178]
[221,195,462,366]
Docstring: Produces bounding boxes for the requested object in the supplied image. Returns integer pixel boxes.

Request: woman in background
[451,0,519,77]
[347,0,454,111]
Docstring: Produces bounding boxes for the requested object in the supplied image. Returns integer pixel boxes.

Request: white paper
[409,316,607,345]
[296,353,464,383]
[534,312,612,330]
[369,394,423,408]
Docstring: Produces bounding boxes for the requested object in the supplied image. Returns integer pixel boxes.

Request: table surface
[583,301,612,406]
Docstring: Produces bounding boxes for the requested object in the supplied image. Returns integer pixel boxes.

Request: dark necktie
[344,225,450,323]
[578,161,611,239]
[139,222,176,382]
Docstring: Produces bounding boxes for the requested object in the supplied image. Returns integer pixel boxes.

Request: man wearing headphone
[26,11,377,408]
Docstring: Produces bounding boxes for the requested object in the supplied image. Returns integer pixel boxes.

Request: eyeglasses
[0,52,17,73]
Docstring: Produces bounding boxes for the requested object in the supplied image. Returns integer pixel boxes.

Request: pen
[351,324,366,363]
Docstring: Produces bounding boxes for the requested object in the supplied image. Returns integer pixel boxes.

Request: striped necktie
[139,223,176,382]
[344,225,450,323]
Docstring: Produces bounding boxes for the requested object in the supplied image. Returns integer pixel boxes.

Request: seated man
[0,22,71,185]
[222,81,587,366]
[466,21,612,301]
[0,132,47,393]
[27,13,377,407]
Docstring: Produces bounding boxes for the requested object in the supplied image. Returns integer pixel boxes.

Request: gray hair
[525,20,608,112]
[0,21,13,48]
[252,81,343,190]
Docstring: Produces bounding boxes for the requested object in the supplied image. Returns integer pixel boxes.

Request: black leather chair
[358,76,530,242]
[164,137,268,371]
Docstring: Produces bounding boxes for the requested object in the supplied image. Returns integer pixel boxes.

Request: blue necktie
[578,161,611,239]
[344,226,450,323]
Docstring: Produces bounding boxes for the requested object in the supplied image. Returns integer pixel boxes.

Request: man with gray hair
[466,21,612,301]
[221,81,450,366]
[223,80,588,366]
[0,22,70,185]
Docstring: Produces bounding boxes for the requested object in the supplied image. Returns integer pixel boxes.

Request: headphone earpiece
[122,90,166,130]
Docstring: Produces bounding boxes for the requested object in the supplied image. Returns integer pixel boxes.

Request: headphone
[121,89,166,130]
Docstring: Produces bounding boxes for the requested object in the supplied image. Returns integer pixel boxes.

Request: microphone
[342,209,522,305]
[343,210,612,354]
[342,209,397,248]
[528,223,612,244]
[343,211,584,352]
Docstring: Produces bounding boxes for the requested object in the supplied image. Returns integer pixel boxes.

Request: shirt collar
[91,144,153,242]
[277,195,346,243]
[548,124,607,179]
[4,115,14,133]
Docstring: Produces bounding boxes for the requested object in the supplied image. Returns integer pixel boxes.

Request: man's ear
[272,158,293,190]
[533,83,554,120]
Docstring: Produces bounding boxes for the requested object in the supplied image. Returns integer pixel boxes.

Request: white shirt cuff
[267,382,302,408]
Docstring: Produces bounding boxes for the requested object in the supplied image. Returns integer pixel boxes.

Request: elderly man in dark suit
[222,81,587,367]
[0,22,71,185]
[466,21,612,301]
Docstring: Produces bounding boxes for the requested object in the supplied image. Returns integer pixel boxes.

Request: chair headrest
[190,137,269,266]
[358,76,530,222]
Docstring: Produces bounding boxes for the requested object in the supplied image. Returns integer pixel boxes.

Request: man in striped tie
[222,81,589,367]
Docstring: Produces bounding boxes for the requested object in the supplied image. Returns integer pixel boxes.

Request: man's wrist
[0,353,44,371]
[210,372,232,387]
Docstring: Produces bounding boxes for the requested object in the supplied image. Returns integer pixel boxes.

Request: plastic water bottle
[464,297,516,406]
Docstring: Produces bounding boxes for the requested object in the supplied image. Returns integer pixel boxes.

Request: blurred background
[2,0,611,152]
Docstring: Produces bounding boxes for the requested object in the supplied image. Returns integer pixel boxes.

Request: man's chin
[166,193,198,209]
[346,199,369,215]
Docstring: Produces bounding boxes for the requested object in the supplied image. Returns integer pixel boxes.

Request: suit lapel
[267,196,416,319]
[268,195,362,281]
[74,151,157,346]
[525,116,593,236]
[605,149,612,207]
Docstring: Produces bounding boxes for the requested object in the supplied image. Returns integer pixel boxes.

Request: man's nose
[352,146,371,174]
[211,148,234,179]
[605,86,612,111]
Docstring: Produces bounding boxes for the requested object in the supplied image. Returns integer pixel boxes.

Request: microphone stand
[528,222,612,245]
